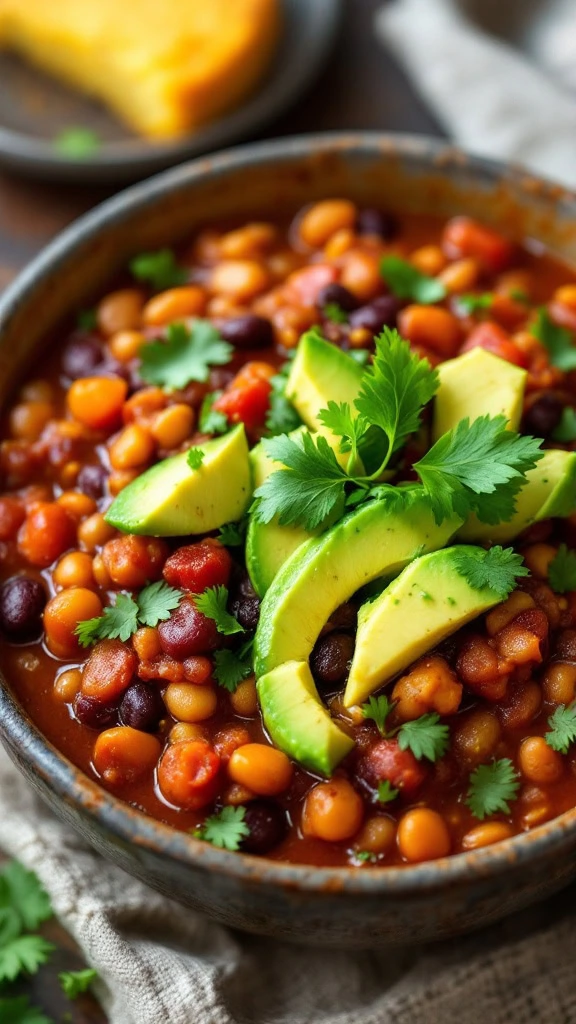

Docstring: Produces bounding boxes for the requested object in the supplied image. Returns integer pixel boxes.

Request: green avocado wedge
[253,495,462,679]
[258,660,354,775]
[105,424,251,536]
[433,347,527,441]
[344,545,513,707]
[285,330,364,433]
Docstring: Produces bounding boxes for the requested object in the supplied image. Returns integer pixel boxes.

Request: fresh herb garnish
[213,642,253,693]
[548,543,576,593]
[194,586,244,636]
[187,447,205,470]
[348,349,371,367]
[530,308,576,371]
[355,850,378,863]
[323,303,348,324]
[457,293,493,315]
[129,248,187,291]
[451,546,529,599]
[377,780,399,804]
[265,359,301,437]
[0,996,53,1024]
[199,392,228,435]
[54,127,100,159]
[0,862,54,987]
[254,431,348,529]
[361,695,395,736]
[545,702,576,754]
[510,288,529,304]
[380,254,446,304]
[59,968,98,998]
[75,582,183,646]
[217,520,247,547]
[552,407,576,443]
[139,321,233,390]
[466,758,520,820]
[76,308,98,331]
[193,806,249,850]
[397,713,450,763]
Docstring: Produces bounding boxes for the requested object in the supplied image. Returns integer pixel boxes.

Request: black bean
[240,799,288,854]
[349,295,401,335]
[311,632,355,688]
[77,463,108,499]
[73,693,118,729]
[0,576,46,640]
[316,283,359,313]
[120,682,164,732]
[523,394,564,437]
[61,336,103,379]
[219,315,274,349]
[356,208,397,240]
[234,596,260,632]
[238,573,258,599]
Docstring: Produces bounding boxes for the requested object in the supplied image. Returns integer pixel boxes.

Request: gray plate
[0,0,342,183]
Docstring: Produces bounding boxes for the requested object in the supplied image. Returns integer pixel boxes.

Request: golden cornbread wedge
[0,0,280,139]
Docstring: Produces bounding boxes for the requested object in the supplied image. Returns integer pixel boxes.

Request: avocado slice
[285,330,364,433]
[253,495,462,679]
[105,424,251,536]
[433,348,527,441]
[258,660,354,775]
[344,545,510,707]
[246,430,314,596]
[458,449,576,543]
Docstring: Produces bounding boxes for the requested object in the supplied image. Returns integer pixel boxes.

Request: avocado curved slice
[253,495,462,679]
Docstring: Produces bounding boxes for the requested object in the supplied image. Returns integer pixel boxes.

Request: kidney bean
[311,632,355,688]
[62,336,103,380]
[348,295,401,334]
[316,282,359,313]
[356,208,397,240]
[158,598,220,659]
[76,463,108,499]
[240,799,288,854]
[218,315,274,349]
[73,692,118,729]
[0,575,46,640]
[523,394,564,437]
[356,738,427,797]
[120,681,165,732]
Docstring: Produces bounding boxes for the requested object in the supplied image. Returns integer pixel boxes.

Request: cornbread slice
[0,0,280,138]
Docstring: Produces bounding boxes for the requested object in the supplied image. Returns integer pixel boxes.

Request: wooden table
[1,1,441,1019]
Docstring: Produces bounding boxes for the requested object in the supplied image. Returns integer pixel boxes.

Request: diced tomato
[157,740,222,810]
[442,216,514,274]
[284,264,338,306]
[461,321,528,368]
[163,539,232,593]
[213,361,274,431]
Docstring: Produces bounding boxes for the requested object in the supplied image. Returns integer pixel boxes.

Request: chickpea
[57,491,97,521]
[523,543,558,580]
[229,676,258,717]
[438,258,479,294]
[461,822,513,851]
[339,250,381,301]
[164,682,218,722]
[108,470,138,496]
[228,743,293,796]
[210,260,270,301]
[398,305,461,358]
[452,709,501,765]
[54,667,82,703]
[542,661,576,705]
[92,553,111,588]
[485,592,535,636]
[323,228,355,260]
[67,377,127,431]
[410,245,446,276]
[214,725,252,762]
[142,286,206,326]
[44,587,103,658]
[18,503,76,568]
[9,401,53,441]
[392,655,462,721]
[78,513,116,552]
[109,424,155,470]
[519,736,563,784]
[102,535,167,588]
[498,681,542,730]
[108,330,145,363]
[219,223,277,259]
[53,551,95,589]
[302,778,364,842]
[97,289,144,336]
[298,200,357,248]
[59,461,81,489]
[93,727,161,785]
[123,387,166,424]
[397,808,451,863]
[354,816,396,856]
[169,722,208,744]
[150,404,194,449]
[132,626,162,662]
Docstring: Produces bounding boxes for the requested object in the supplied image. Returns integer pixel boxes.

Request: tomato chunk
[163,539,232,593]
[460,321,528,367]
[442,216,513,273]
[213,361,274,431]
[157,740,221,810]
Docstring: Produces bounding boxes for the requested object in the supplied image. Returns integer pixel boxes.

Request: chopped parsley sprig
[75,581,183,647]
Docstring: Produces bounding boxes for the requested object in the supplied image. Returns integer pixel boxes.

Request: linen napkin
[3,739,576,1023]
[376,0,576,188]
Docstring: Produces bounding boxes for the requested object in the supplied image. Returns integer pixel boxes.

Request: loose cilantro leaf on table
[129,248,187,291]
[0,996,54,1024]
[548,543,576,593]
[0,861,52,932]
[187,447,205,470]
[377,780,399,804]
[323,302,348,323]
[552,406,576,443]
[139,321,233,390]
[466,758,520,819]
[457,293,493,315]
[54,127,100,159]
[253,431,349,529]
[380,255,446,304]
[361,695,395,736]
[59,967,98,998]
[545,703,576,754]
[194,585,244,635]
[397,713,449,763]
[193,806,249,850]
[76,582,184,645]
[451,546,529,599]
[199,392,229,435]
[0,934,54,983]
[530,308,576,371]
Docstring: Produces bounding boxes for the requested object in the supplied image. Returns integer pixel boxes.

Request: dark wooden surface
[0,1,441,1019]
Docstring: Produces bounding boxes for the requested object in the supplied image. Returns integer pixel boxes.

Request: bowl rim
[2,129,576,895]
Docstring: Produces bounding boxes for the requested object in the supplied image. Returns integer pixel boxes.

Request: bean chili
[2,202,576,867]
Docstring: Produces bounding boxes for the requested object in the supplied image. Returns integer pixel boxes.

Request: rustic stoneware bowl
[1,134,576,947]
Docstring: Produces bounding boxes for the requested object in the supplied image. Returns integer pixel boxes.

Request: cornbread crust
[0,0,281,138]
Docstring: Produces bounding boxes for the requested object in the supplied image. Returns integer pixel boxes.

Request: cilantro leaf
[187,447,205,470]
[194,806,249,851]
[75,592,139,647]
[136,580,182,627]
[530,308,576,371]
[0,996,53,1024]
[0,907,21,946]
[354,328,439,462]
[548,543,576,593]
[0,862,52,932]
[414,415,544,525]
[139,321,233,390]
[0,935,54,982]
[194,585,244,635]
[397,713,449,762]
[54,127,100,159]
[217,520,247,547]
[457,293,493,315]
[213,646,253,692]
[451,545,529,599]
[354,850,378,863]
[199,392,228,435]
[252,432,348,529]
[545,702,576,754]
[349,350,371,367]
[265,365,301,437]
[361,695,394,736]
[377,780,399,803]
[466,758,520,819]
[129,248,187,291]
[318,401,369,458]
[552,406,576,443]
[380,255,446,304]
[323,303,348,323]
[76,308,97,331]
[59,967,98,998]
